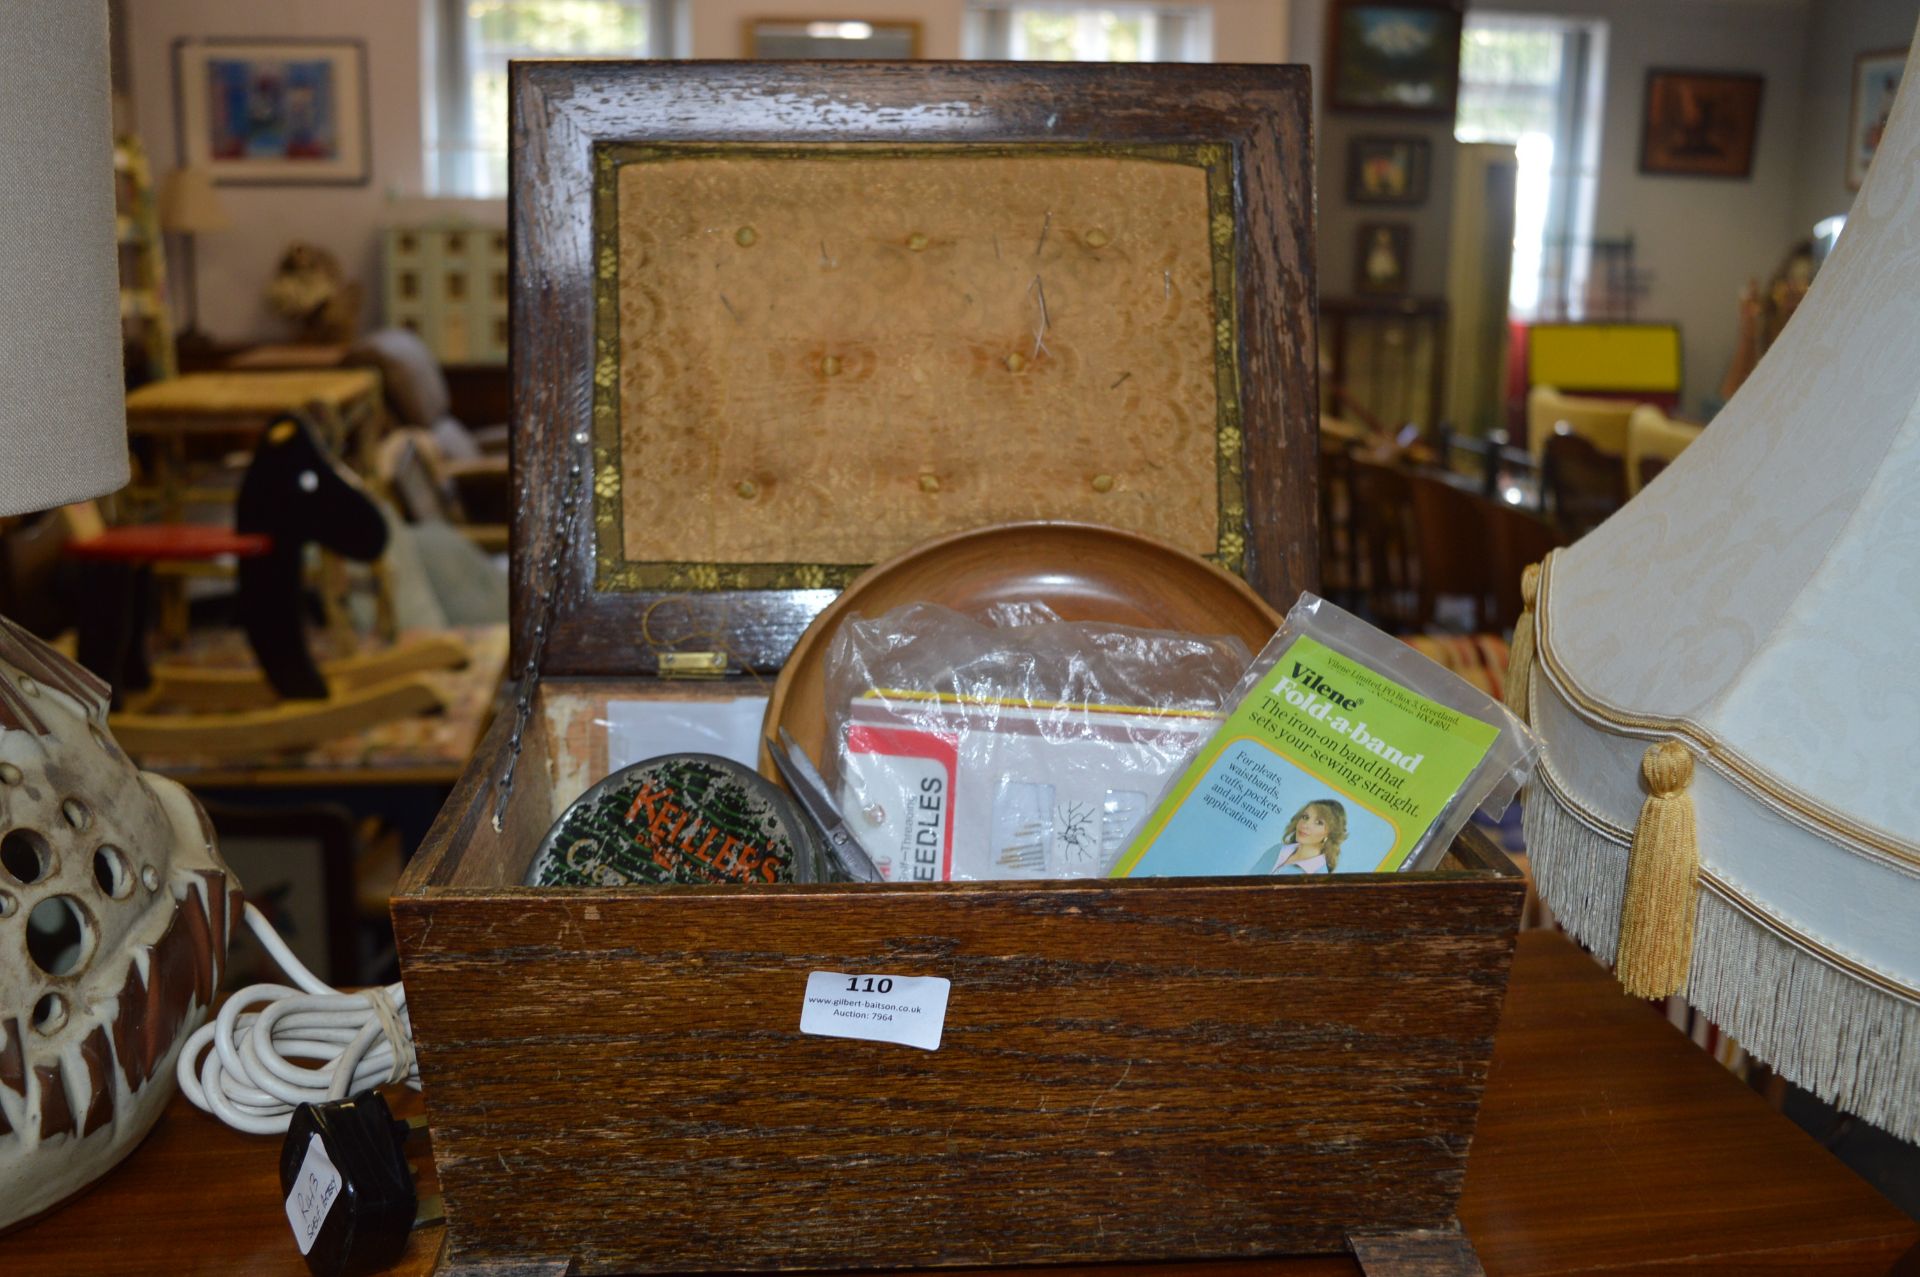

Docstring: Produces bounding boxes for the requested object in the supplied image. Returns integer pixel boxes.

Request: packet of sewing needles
[1112,594,1540,878]
[823,602,1250,881]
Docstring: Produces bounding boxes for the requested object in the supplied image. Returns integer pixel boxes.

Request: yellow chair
[1526,385,1640,461]
[1625,404,1704,495]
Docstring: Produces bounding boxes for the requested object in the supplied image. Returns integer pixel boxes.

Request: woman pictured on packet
[1252,799,1346,874]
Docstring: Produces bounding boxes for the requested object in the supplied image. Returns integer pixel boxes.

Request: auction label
[800,971,951,1051]
[285,1132,343,1256]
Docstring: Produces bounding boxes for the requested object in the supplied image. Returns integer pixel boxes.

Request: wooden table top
[125,368,381,418]
[226,343,351,371]
[1,932,1912,1276]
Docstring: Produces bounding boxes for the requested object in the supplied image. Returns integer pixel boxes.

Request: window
[964,4,1212,62]
[1455,15,1605,319]
[428,0,675,197]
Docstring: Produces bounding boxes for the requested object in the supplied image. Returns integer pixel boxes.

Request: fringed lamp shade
[0,0,128,517]
[1513,35,1920,1142]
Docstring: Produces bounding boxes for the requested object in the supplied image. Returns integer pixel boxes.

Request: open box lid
[509,61,1318,677]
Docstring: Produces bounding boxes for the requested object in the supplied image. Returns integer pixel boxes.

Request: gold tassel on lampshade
[1615,740,1699,999]
[1503,560,1541,723]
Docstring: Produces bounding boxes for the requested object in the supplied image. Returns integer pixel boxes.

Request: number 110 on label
[847,976,893,993]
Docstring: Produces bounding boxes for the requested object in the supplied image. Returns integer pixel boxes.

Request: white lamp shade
[1527,34,1920,1139]
[158,165,230,234]
[0,0,130,518]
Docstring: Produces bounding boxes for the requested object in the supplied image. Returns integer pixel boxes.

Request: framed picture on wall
[1326,1,1464,116]
[1348,136,1432,204]
[172,37,370,185]
[747,19,922,58]
[1638,68,1764,179]
[1356,222,1412,294]
[1848,47,1907,190]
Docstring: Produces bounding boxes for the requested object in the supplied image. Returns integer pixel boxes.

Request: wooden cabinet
[382,224,509,366]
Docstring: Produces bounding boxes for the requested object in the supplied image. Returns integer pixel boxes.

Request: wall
[1296,0,1811,415]
[1791,0,1920,234]
[128,0,1872,398]
[690,1,1288,60]
[126,0,432,342]
[1288,1,1456,301]
[1207,0,1292,66]
[126,0,1289,346]
[1499,0,1808,412]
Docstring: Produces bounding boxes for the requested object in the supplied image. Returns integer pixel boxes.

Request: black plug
[279,1091,434,1277]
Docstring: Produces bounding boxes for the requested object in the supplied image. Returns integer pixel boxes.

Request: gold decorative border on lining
[589,140,1245,594]
[1532,551,1920,871]
[1531,760,1920,1004]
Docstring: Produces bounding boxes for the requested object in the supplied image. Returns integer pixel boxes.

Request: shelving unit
[382,222,509,365]
[114,134,174,383]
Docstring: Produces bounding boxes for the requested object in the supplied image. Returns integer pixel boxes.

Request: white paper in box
[836,692,1219,881]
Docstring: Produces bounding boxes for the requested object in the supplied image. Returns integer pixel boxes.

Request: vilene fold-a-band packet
[1114,594,1540,879]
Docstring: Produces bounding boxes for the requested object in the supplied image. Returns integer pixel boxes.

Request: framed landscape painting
[1327,1,1464,117]
[173,38,370,185]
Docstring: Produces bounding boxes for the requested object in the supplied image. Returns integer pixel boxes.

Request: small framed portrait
[172,38,370,186]
[1327,1,1465,117]
[1639,68,1765,179]
[1356,223,1412,294]
[1348,136,1432,205]
[1848,48,1907,190]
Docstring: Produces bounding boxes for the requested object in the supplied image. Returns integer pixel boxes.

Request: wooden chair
[1481,500,1563,633]
[351,328,509,552]
[63,521,272,702]
[0,504,101,640]
[374,428,509,553]
[1540,431,1627,542]
[1525,385,1638,461]
[1345,459,1420,631]
[1318,445,1357,612]
[1404,471,1496,631]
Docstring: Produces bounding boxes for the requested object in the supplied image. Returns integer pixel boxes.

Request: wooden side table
[226,343,351,371]
[0,931,1910,1275]
[123,368,385,519]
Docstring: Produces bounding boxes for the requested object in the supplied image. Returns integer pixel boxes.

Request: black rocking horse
[93,411,467,757]
[236,412,390,700]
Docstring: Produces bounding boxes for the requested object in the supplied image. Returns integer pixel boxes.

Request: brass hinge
[658,650,729,679]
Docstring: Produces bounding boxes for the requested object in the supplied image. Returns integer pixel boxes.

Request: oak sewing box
[392,60,1524,1277]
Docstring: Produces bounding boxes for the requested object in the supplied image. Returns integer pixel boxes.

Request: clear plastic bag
[1114,593,1541,877]
[823,602,1250,881]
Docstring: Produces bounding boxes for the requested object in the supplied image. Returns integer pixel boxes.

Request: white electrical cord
[177,902,420,1135]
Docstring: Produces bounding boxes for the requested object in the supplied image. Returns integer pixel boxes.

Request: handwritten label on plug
[285,1132,343,1256]
[800,971,951,1050]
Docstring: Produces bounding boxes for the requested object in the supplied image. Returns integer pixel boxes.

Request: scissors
[766,727,885,883]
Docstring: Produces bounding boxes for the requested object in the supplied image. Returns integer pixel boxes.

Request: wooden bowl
[761,521,1282,780]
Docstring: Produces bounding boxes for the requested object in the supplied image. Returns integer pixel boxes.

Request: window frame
[1453,13,1607,320]
[962,3,1214,63]
[427,0,677,198]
